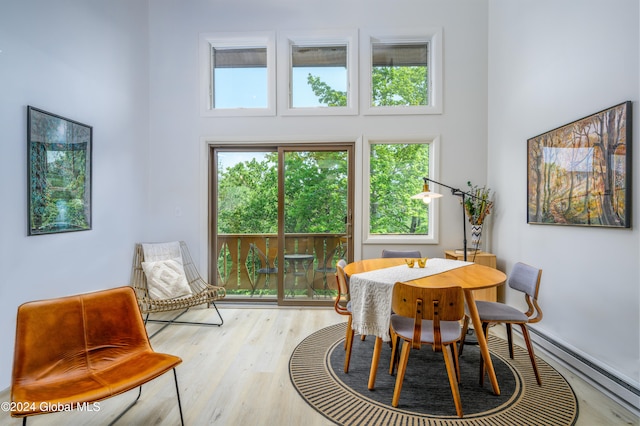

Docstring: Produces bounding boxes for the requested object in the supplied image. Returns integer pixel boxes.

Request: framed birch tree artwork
[527,101,631,227]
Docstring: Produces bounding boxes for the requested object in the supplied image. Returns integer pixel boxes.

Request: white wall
[488,0,639,391]
[146,0,489,264]
[2,0,636,402]
[0,0,150,386]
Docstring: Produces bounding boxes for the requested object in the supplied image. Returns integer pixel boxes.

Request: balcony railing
[215,233,346,298]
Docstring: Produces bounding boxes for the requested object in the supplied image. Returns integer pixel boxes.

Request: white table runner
[350,258,471,341]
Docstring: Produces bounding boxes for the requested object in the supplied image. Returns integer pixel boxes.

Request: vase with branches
[463,182,493,249]
[463,181,493,225]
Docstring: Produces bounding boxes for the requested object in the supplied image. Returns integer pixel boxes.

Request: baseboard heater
[527,326,639,415]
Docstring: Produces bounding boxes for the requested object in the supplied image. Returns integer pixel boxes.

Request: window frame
[362,136,440,245]
[362,28,443,115]
[199,31,276,117]
[277,30,358,116]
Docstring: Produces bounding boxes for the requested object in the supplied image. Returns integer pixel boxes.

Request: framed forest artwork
[527,101,631,228]
[28,106,92,235]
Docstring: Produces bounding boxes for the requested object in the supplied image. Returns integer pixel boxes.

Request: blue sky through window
[214,68,268,108]
[214,67,346,108]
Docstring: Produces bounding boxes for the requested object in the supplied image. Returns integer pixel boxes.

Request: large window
[211,145,354,306]
[200,32,276,116]
[364,137,440,244]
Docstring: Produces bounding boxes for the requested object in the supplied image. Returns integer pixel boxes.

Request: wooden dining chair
[388,282,465,417]
[460,262,543,386]
[334,259,356,373]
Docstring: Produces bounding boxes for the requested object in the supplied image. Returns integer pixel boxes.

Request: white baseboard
[528,326,640,416]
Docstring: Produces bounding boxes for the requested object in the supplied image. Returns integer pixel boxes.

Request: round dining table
[343,257,507,395]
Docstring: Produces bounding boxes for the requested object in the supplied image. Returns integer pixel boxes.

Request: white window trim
[361,28,443,115]
[199,31,276,117]
[277,29,359,116]
[363,135,440,245]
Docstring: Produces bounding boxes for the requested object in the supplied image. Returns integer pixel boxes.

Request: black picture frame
[27,106,92,235]
[527,101,631,228]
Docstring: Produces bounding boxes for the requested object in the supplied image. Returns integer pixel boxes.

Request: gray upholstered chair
[381,249,422,258]
[460,262,543,385]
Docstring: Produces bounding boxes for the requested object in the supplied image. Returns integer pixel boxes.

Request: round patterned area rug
[290,323,578,426]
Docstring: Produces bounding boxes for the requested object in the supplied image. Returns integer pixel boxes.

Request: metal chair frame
[131,241,225,338]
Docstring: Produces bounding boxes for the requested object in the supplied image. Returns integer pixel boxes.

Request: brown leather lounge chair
[10,286,184,425]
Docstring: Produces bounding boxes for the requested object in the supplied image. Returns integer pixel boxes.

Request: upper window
[371,42,428,106]
[213,47,267,108]
[363,137,440,244]
[291,45,347,108]
[363,28,443,115]
[278,30,358,116]
[200,32,276,116]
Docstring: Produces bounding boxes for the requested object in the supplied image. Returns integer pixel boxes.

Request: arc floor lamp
[411,177,490,262]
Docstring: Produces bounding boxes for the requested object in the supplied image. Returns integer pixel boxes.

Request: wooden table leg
[368,336,383,390]
[464,289,500,395]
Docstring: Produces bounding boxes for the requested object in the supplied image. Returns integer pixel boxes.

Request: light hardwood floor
[0,306,638,425]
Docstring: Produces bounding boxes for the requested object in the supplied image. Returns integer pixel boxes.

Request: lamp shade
[411,182,443,202]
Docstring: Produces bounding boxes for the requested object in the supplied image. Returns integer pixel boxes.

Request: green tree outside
[216,66,431,236]
[306,65,428,107]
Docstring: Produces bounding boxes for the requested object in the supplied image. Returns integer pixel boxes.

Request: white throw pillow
[141,257,193,300]
[142,241,182,263]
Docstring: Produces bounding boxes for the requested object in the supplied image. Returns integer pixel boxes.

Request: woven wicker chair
[131,241,225,337]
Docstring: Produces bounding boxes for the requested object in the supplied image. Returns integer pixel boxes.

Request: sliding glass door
[211,144,352,306]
